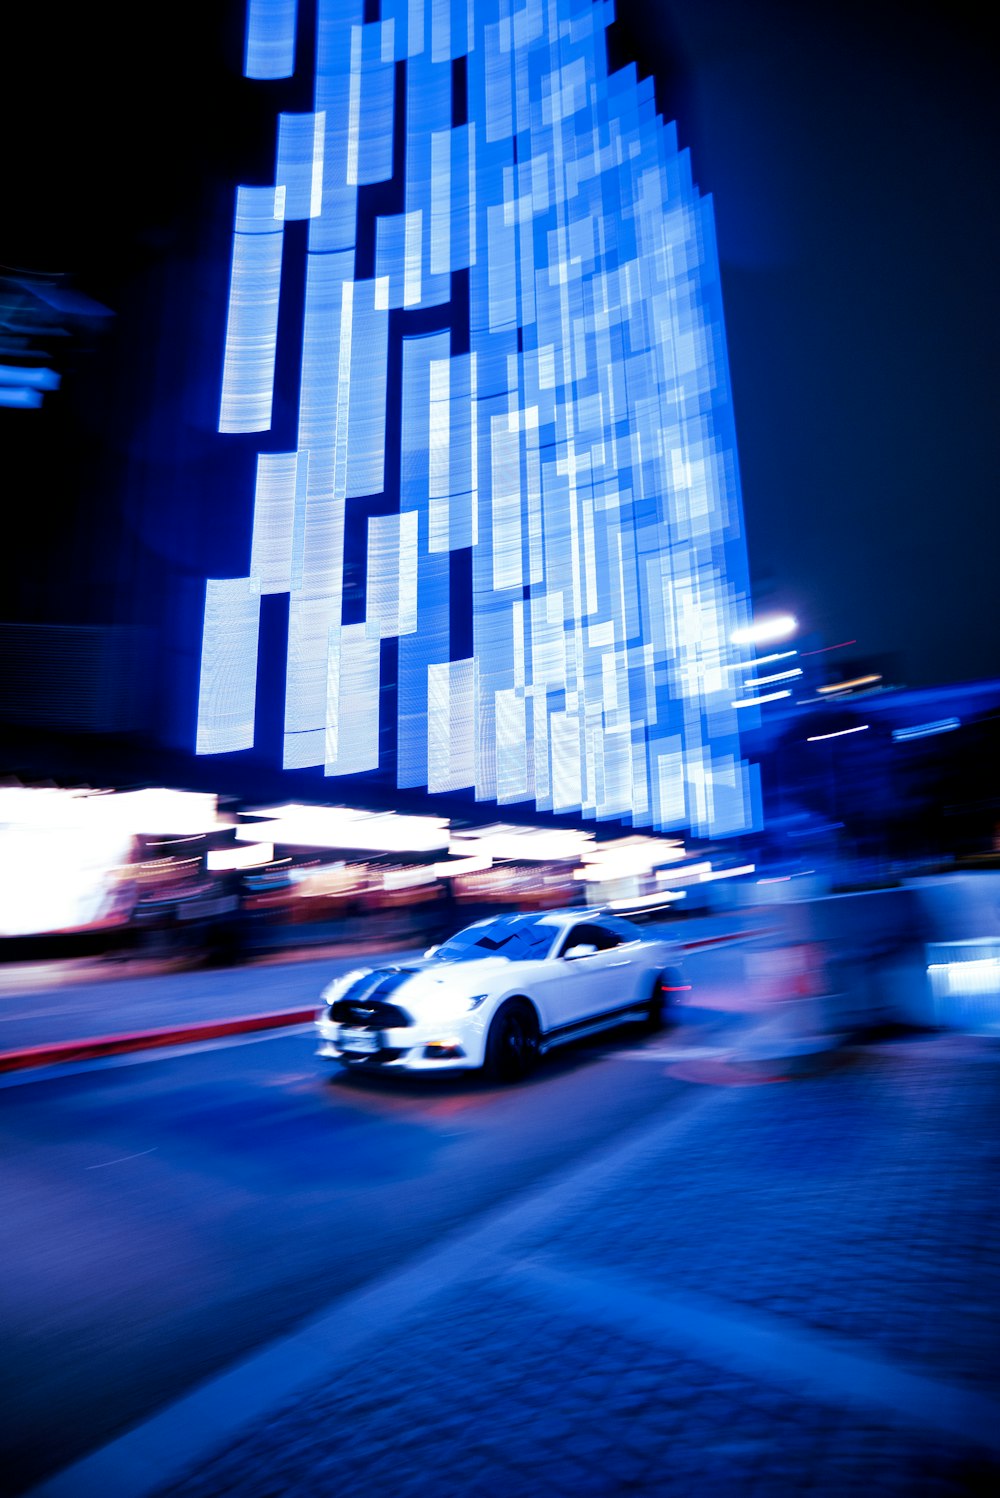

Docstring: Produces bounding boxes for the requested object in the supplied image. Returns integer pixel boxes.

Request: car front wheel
[484,999,539,1083]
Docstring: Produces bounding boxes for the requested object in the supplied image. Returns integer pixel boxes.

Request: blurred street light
[731,613,798,647]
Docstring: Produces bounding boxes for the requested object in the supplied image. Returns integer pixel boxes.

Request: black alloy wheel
[485,1000,539,1083]
[644,973,673,1033]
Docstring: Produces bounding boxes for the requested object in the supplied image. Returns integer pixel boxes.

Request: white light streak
[807,724,870,742]
[730,614,798,647]
[742,668,802,687]
[727,650,797,672]
[731,689,792,708]
[432,855,494,878]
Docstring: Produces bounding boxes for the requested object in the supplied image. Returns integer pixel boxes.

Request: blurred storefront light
[447,825,598,862]
[236,804,450,853]
[432,855,494,878]
[207,842,274,870]
[656,861,713,884]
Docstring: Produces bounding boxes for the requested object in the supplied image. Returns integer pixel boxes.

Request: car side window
[559,923,621,957]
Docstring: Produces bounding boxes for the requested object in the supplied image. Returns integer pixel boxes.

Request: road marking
[85,1149,158,1170]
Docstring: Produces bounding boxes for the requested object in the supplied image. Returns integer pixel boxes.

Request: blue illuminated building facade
[196,0,759,838]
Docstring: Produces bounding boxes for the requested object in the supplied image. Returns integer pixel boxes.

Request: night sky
[614,0,999,688]
[4,0,997,693]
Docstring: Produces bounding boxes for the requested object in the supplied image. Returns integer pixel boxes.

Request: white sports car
[315,908,687,1082]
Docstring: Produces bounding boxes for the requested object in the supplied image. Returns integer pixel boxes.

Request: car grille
[327,968,417,1028]
[329,998,412,1028]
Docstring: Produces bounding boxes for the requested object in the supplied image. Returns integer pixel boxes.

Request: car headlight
[416,990,490,1021]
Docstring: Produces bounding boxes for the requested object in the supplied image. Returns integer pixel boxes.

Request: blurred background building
[2,0,998,957]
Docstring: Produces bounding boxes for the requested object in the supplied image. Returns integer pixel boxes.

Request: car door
[554,920,645,1023]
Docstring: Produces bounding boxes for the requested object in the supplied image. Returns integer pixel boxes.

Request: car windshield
[432,915,559,964]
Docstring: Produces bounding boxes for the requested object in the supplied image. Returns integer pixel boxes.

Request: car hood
[324,955,527,1007]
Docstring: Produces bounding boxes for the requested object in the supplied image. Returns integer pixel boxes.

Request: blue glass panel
[218,186,283,433]
[345,280,389,497]
[374,214,407,309]
[275,112,324,220]
[349,22,395,187]
[196,578,261,753]
[398,332,451,787]
[245,0,297,80]
[404,49,452,308]
[200,0,760,838]
[310,0,361,253]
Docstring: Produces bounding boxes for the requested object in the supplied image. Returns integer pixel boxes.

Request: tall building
[195,0,758,838]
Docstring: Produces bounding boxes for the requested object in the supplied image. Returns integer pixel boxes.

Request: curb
[0,1008,316,1074]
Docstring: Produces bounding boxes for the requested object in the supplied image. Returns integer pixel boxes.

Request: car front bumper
[314,1011,487,1071]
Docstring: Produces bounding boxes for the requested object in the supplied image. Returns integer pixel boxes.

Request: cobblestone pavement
[520,1039,1000,1399]
[159,1282,995,1497]
[139,1035,1000,1496]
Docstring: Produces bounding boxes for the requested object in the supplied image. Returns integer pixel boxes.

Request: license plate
[339,1028,379,1054]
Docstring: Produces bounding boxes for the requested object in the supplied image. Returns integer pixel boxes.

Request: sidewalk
[32,1029,1000,1497]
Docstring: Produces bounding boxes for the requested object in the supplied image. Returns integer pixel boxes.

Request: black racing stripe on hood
[369,969,419,1000]
[340,968,418,1004]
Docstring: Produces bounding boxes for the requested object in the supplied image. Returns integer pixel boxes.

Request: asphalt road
[0,1008,726,1496]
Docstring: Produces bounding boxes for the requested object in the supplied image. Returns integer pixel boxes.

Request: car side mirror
[564,943,598,960]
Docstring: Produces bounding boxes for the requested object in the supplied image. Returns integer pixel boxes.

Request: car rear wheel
[645,970,681,1032]
[484,1000,539,1083]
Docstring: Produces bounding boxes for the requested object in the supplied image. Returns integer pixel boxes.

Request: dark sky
[4,0,998,691]
[615,0,999,688]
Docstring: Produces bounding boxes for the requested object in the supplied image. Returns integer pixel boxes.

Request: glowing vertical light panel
[196,577,261,754]
[217,186,284,433]
[245,0,298,80]
[197,0,758,837]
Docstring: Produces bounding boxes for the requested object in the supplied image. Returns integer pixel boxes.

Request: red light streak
[800,640,856,655]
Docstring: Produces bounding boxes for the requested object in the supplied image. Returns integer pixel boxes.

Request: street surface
[3,934,998,1497]
[1,1001,727,1495]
